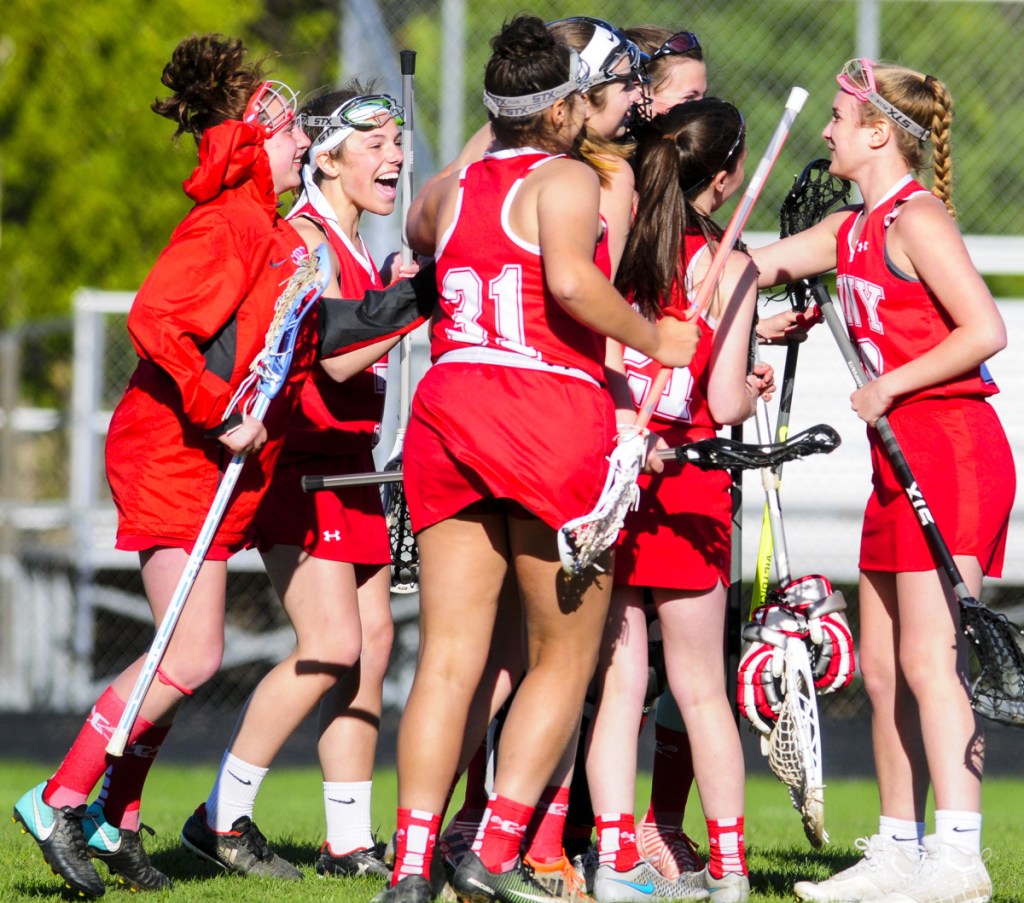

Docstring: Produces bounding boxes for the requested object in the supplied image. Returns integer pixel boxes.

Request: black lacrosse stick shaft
[812,283,973,603]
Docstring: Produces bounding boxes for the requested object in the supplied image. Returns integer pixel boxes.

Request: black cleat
[371,874,434,903]
[181,803,302,880]
[452,851,556,903]
[83,804,172,891]
[12,782,106,898]
[317,839,391,878]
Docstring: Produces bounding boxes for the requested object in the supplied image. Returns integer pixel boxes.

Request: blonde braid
[925,74,956,219]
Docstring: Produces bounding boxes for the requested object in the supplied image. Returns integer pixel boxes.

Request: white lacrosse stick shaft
[106,399,266,758]
[634,87,808,433]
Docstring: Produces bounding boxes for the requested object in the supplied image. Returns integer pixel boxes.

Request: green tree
[0,0,336,325]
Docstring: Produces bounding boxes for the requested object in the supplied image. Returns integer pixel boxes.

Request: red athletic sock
[45,686,126,808]
[475,794,533,873]
[707,817,746,878]
[393,808,441,885]
[645,723,693,826]
[95,718,171,831]
[525,785,569,864]
[595,812,639,871]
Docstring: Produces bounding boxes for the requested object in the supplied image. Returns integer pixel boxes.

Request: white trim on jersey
[434,346,601,387]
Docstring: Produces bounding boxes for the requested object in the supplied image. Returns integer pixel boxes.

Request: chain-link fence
[0,1,1021,736]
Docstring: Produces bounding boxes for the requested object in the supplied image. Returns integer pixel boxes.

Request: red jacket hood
[183,120,278,214]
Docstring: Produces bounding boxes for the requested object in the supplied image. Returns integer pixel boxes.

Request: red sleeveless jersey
[430,148,609,382]
[614,229,732,589]
[282,202,388,455]
[835,175,998,405]
[622,230,718,430]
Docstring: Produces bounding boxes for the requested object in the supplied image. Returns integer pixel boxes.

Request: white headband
[482,50,586,118]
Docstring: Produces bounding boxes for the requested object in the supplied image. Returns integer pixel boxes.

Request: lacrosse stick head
[780,159,852,239]
[381,453,419,593]
[960,600,1024,727]
[223,243,332,421]
[767,639,829,848]
[558,433,646,575]
[767,159,852,312]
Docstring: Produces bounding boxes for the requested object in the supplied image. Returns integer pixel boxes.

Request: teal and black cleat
[83,803,172,891]
[12,781,106,898]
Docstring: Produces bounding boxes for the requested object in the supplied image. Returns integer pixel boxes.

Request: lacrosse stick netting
[558,432,646,575]
[960,597,1024,726]
[107,244,332,756]
[767,638,828,847]
[383,464,418,593]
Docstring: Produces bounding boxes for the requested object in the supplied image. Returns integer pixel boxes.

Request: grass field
[3,761,1022,901]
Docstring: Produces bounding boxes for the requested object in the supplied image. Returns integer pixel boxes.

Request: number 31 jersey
[430,148,609,384]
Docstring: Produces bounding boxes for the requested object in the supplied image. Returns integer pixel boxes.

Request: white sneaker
[700,867,749,903]
[873,836,991,903]
[594,861,709,903]
[636,819,704,881]
[793,834,921,902]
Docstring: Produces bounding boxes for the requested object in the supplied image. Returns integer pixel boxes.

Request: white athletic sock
[324,781,374,854]
[879,815,924,845]
[934,809,982,854]
[206,752,268,833]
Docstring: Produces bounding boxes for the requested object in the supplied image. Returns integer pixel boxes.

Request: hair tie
[924,74,937,91]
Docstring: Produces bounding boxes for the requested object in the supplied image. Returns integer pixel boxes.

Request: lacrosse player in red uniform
[12,36,434,899]
[377,17,699,903]
[426,18,652,895]
[586,99,778,903]
[751,59,1014,903]
[182,84,417,881]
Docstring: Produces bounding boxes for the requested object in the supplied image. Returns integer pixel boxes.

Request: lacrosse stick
[814,284,1024,727]
[107,244,332,756]
[767,637,827,846]
[557,87,809,575]
[752,160,852,609]
[380,48,419,594]
[742,353,830,847]
[301,424,841,490]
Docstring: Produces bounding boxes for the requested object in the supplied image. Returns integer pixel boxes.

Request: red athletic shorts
[403,362,615,532]
[615,425,731,590]
[253,449,390,564]
[860,397,1014,575]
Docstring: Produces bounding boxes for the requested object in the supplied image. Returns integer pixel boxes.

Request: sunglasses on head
[651,30,701,60]
[243,81,299,138]
[836,58,929,142]
[300,94,405,135]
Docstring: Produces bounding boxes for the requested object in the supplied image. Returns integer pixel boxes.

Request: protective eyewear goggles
[548,16,649,90]
[650,30,701,60]
[243,81,299,138]
[300,94,405,135]
[836,58,929,142]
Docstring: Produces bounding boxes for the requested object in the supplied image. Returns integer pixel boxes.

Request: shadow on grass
[749,845,864,897]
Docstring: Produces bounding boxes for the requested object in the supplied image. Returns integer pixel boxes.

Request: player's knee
[161,643,223,691]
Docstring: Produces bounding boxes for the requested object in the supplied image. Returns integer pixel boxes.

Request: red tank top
[282,202,387,455]
[835,175,998,405]
[431,148,610,383]
[623,230,718,428]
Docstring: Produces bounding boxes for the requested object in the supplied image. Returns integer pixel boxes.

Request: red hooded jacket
[106,120,315,551]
